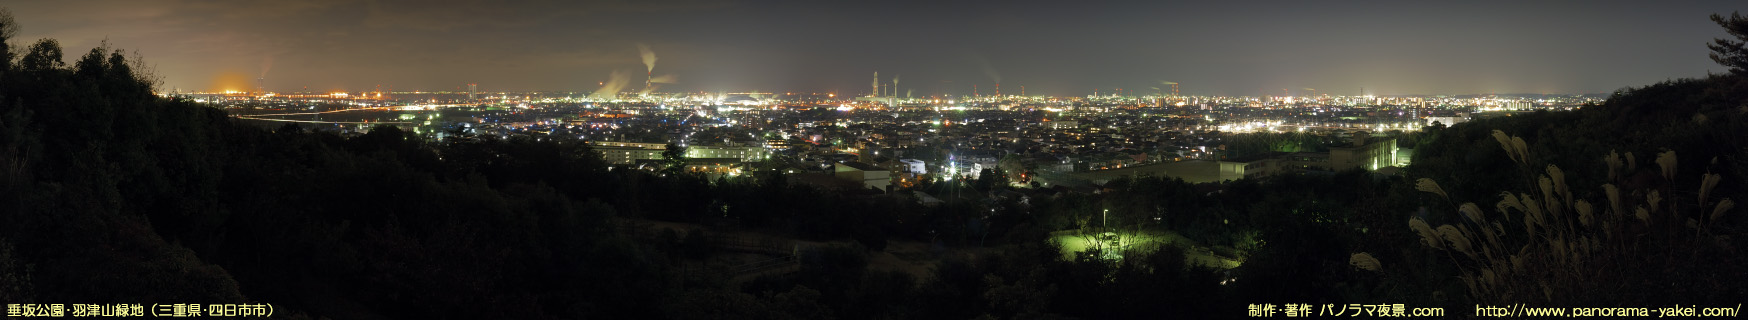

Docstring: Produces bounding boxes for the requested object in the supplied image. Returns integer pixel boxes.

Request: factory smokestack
[257,55,272,96]
[637,44,658,96]
[892,76,899,98]
[891,76,900,106]
[872,72,879,97]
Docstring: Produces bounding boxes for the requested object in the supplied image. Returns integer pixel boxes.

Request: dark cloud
[5,1,1741,95]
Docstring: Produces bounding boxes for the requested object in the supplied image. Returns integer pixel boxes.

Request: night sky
[8,1,1744,96]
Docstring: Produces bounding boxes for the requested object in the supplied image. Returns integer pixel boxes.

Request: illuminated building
[687,145,771,162]
[595,144,666,164]
[592,141,769,164]
[1326,137,1399,171]
[834,162,891,192]
[897,159,926,174]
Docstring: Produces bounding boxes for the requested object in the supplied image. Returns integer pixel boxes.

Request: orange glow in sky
[209,70,254,93]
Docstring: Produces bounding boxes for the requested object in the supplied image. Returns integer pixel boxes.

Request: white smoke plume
[593,70,630,100]
[637,43,657,73]
[641,74,677,95]
[967,53,1001,84]
[260,56,274,78]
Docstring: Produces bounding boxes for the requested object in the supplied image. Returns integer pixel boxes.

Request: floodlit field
[1051,230,1242,269]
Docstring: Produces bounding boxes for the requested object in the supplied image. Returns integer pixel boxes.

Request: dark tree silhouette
[1709,12,1748,75]
[18,39,62,72]
[0,8,17,72]
[661,143,687,175]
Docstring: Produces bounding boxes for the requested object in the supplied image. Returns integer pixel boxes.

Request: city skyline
[8,1,1744,96]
